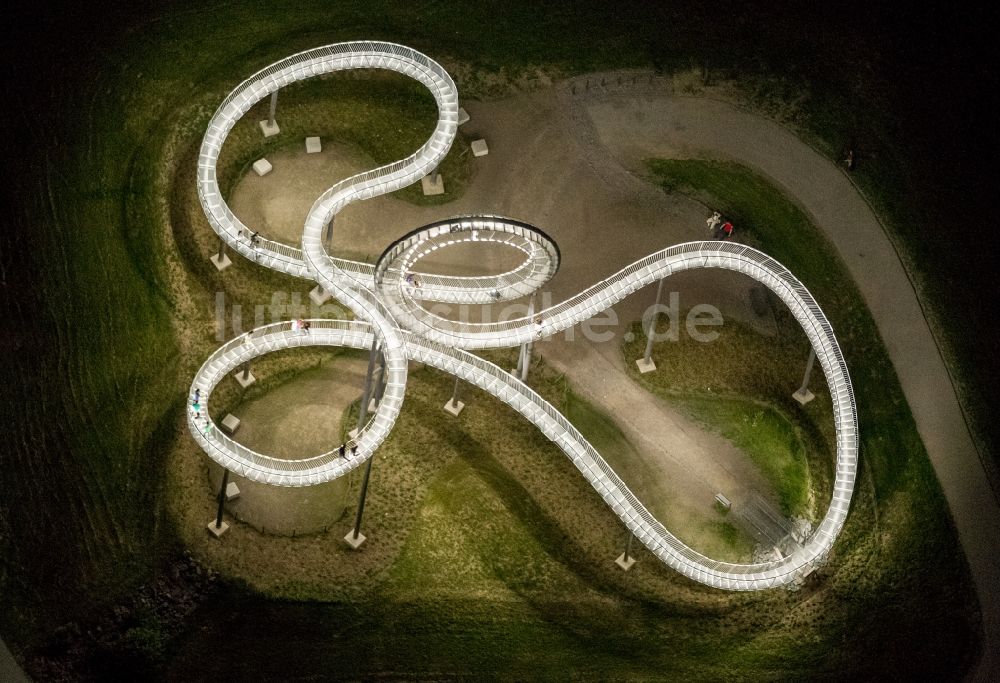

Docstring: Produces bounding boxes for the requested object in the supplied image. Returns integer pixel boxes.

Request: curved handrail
[190,41,858,591]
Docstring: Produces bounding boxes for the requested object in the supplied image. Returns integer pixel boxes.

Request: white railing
[190,42,858,591]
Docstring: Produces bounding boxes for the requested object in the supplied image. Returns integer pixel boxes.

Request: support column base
[444,398,465,416]
[615,553,636,571]
[207,521,230,538]
[309,286,331,305]
[635,357,656,374]
[235,371,256,388]
[210,253,232,271]
[344,531,366,549]
[259,120,280,137]
[792,388,815,405]
[421,174,445,195]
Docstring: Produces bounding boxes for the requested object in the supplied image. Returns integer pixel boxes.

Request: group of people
[706,211,735,240]
[404,272,421,288]
[191,389,212,435]
[290,318,311,335]
[337,441,359,459]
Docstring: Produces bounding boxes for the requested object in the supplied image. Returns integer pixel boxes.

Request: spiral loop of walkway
[190,41,858,590]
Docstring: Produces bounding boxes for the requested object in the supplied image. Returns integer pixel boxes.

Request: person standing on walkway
[717,221,734,240]
[338,444,346,458]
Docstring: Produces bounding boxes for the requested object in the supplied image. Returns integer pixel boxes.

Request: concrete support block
[305,136,322,154]
[421,174,445,195]
[259,120,280,137]
[635,357,656,374]
[348,428,359,441]
[207,521,230,538]
[235,370,256,388]
[221,413,241,435]
[252,158,273,176]
[471,139,489,157]
[309,286,331,305]
[225,482,241,501]
[615,553,636,571]
[792,388,815,406]
[344,531,366,549]
[457,107,470,125]
[210,253,232,271]
[444,398,465,416]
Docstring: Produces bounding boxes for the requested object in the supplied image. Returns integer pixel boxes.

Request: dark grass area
[0,0,992,678]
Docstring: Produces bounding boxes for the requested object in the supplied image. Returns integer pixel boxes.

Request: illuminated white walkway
[190,41,858,591]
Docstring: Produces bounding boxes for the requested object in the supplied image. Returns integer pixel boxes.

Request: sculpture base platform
[235,371,256,388]
[344,531,366,549]
[259,120,280,137]
[221,413,241,435]
[471,139,489,157]
[421,174,445,195]
[210,253,232,271]
[207,521,230,538]
[444,398,465,416]
[793,388,815,406]
[615,553,636,571]
[635,357,656,374]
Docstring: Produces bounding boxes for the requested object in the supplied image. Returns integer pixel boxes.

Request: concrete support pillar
[346,337,380,550]
[207,470,230,538]
[235,360,256,388]
[211,237,232,271]
[324,217,335,248]
[636,278,664,373]
[519,294,536,382]
[369,351,387,412]
[793,348,817,405]
[444,375,465,416]
[615,532,636,571]
[259,90,280,137]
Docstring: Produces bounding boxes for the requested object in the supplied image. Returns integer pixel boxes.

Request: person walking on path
[338,444,346,458]
[843,149,856,171]
[297,318,307,335]
[303,320,311,334]
[707,211,721,233]
[717,221,734,240]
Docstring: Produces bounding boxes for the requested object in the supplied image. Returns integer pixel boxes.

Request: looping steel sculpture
[190,42,858,590]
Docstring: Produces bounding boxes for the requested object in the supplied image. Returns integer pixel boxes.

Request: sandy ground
[222,72,999,677]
